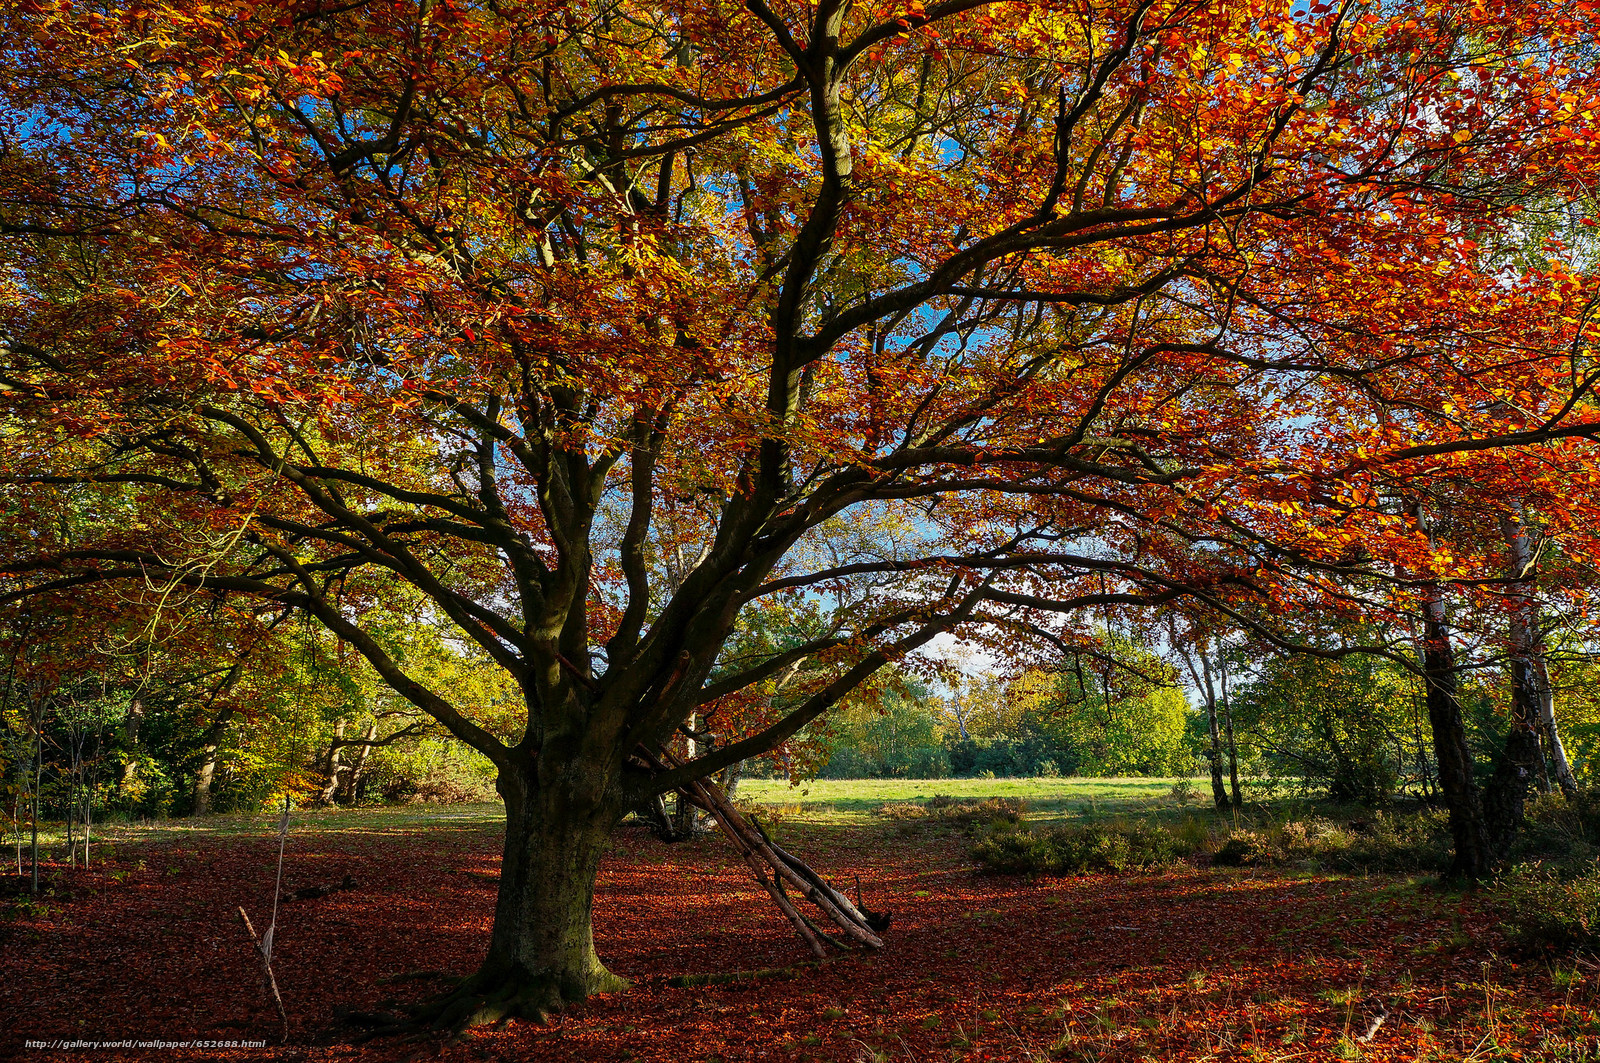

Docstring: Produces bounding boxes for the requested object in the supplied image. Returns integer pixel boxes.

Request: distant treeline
[809,676,1192,780]
[786,638,1600,803]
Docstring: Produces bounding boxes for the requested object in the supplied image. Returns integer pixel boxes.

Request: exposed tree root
[339,967,627,1043]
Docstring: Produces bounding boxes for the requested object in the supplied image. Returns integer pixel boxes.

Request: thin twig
[238,907,289,1042]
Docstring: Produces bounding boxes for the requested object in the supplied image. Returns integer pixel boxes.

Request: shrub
[1499,867,1600,950]
[375,762,496,804]
[972,820,1186,875]
[927,795,1027,827]
[970,827,1060,874]
[1213,830,1276,867]
[1516,791,1600,870]
[1316,810,1449,874]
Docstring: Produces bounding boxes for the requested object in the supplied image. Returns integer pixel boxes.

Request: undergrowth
[876,795,1027,832]
[972,820,1185,874]
[888,784,1600,955]
[967,805,1455,877]
[1497,793,1600,950]
[1498,868,1600,950]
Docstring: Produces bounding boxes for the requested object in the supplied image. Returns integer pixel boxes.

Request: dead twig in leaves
[238,906,288,1043]
[1357,1001,1389,1043]
[238,801,292,1043]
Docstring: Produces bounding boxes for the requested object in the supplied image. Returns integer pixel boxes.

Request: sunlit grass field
[738,775,1187,824]
[12,775,1257,855]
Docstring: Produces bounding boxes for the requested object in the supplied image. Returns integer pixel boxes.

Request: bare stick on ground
[238,907,288,1043]
[238,801,292,1043]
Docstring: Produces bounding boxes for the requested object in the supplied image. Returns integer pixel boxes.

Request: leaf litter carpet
[3,816,1594,1061]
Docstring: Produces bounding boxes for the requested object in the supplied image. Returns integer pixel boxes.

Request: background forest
[10,603,1600,841]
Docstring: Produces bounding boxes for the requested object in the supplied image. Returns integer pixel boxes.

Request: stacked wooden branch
[654,750,886,960]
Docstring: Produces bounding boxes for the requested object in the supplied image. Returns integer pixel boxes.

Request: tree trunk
[718,757,743,802]
[635,790,677,840]
[1501,512,1549,787]
[319,719,346,806]
[1219,651,1242,808]
[1481,513,1549,855]
[192,704,239,817]
[118,698,144,793]
[31,719,42,895]
[670,716,700,837]
[193,745,220,816]
[1412,698,1437,800]
[65,761,76,868]
[1197,650,1230,810]
[429,765,627,1027]
[1323,713,1356,802]
[342,719,379,805]
[1535,655,1579,796]
[1419,583,1495,878]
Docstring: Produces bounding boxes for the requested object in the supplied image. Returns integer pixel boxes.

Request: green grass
[6,802,506,857]
[8,776,1249,855]
[738,776,1185,824]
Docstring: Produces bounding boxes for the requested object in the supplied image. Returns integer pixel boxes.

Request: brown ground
[2,814,1593,1062]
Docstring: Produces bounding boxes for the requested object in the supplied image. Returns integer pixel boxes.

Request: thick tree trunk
[118,698,144,793]
[193,747,220,816]
[425,764,628,1028]
[1480,514,1549,854]
[192,704,238,817]
[1501,514,1549,791]
[319,719,346,806]
[670,717,700,837]
[342,719,378,804]
[718,757,743,802]
[1419,585,1496,878]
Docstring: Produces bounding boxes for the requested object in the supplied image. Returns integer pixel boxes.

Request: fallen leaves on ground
[3,816,1595,1062]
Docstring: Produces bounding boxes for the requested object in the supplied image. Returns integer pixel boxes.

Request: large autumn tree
[5,0,1600,1022]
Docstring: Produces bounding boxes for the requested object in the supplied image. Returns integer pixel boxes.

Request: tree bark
[1219,651,1242,808]
[319,719,346,806]
[1419,582,1495,878]
[424,763,629,1028]
[1480,513,1550,855]
[342,719,378,804]
[670,716,700,838]
[192,704,239,817]
[1535,655,1579,796]
[118,697,143,793]
[31,717,41,894]
[65,756,76,868]
[1196,650,1230,810]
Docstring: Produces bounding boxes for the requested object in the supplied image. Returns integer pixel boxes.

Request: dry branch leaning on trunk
[653,749,887,956]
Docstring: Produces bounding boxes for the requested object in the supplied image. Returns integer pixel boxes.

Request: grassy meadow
[738,775,1189,823]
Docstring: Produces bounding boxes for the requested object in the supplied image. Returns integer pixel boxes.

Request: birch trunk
[1196,649,1230,810]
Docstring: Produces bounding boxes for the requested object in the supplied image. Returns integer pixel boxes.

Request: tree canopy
[6,0,1600,1022]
